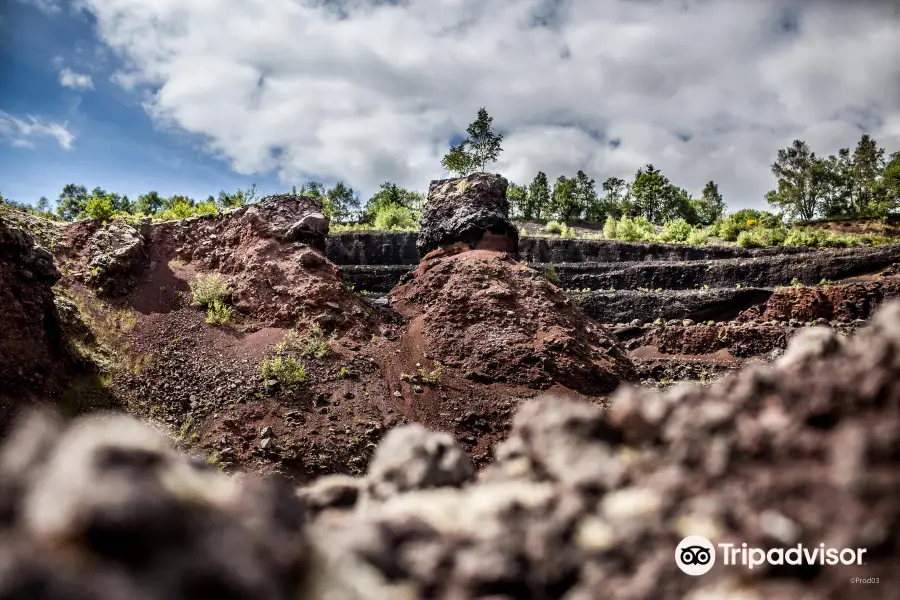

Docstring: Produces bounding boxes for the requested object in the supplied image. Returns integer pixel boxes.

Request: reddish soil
[738,276,900,322]
[390,248,637,395]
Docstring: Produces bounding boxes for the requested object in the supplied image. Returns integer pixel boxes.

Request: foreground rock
[391,249,637,395]
[0,219,68,430]
[416,173,518,257]
[3,301,900,598]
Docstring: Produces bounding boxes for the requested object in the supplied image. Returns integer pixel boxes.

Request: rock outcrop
[145,194,371,332]
[737,278,900,323]
[0,219,67,428]
[3,301,899,599]
[390,250,637,395]
[85,220,148,297]
[416,173,518,257]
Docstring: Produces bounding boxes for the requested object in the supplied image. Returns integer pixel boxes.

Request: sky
[1,0,899,212]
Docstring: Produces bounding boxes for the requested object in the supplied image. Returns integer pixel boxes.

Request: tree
[440,108,503,176]
[573,170,602,223]
[506,183,528,219]
[692,181,726,225]
[135,191,164,215]
[526,172,551,220]
[875,151,900,214]
[363,182,425,223]
[441,142,474,178]
[600,177,628,219]
[851,134,886,214]
[765,140,821,221]
[36,196,50,214]
[323,181,361,223]
[550,175,580,222]
[57,184,89,221]
[301,181,325,197]
[630,164,670,223]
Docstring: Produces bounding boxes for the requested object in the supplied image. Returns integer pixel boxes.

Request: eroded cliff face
[0,218,69,431]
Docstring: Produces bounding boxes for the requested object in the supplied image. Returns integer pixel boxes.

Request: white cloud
[59,68,94,90]
[0,111,75,150]
[79,0,900,208]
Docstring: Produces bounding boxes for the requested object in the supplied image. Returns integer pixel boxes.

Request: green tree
[692,181,726,225]
[573,170,602,223]
[630,164,670,223]
[135,191,164,215]
[765,140,821,221]
[300,181,325,197]
[441,142,474,177]
[83,192,116,221]
[363,182,425,224]
[600,177,629,219]
[526,172,551,220]
[57,184,89,221]
[323,181,361,223]
[36,196,50,214]
[441,108,503,175]
[506,182,528,219]
[875,151,900,214]
[550,175,580,221]
[851,133,886,214]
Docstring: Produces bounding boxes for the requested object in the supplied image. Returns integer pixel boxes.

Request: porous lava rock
[416,173,518,257]
[0,412,311,600]
[390,249,637,395]
[84,220,148,297]
[0,219,67,427]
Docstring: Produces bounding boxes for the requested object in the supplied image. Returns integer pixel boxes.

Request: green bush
[276,323,332,359]
[190,273,231,308]
[373,203,418,230]
[544,221,570,236]
[736,230,764,248]
[603,215,617,239]
[205,300,233,325]
[660,218,692,243]
[83,194,116,221]
[615,216,656,242]
[260,356,306,390]
[686,227,710,245]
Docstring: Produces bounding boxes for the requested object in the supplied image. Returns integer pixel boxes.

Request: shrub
[83,194,116,221]
[189,273,231,308]
[374,203,417,230]
[277,323,332,359]
[686,227,710,245]
[544,221,570,236]
[718,218,745,242]
[736,230,764,248]
[660,218,692,243]
[205,300,233,325]
[260,356,307,390]
[603,215,617,239]
[615,216,656,242]
[543,264,561,285]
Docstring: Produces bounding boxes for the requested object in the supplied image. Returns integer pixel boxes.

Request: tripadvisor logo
[676,536,716,576]
[676,536,869,576]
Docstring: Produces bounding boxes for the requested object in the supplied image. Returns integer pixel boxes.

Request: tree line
[4,108,898,228]
[441,108,900,225]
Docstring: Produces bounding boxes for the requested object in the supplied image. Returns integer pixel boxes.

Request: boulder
[85,221,146,297]
[416,172,518,257]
